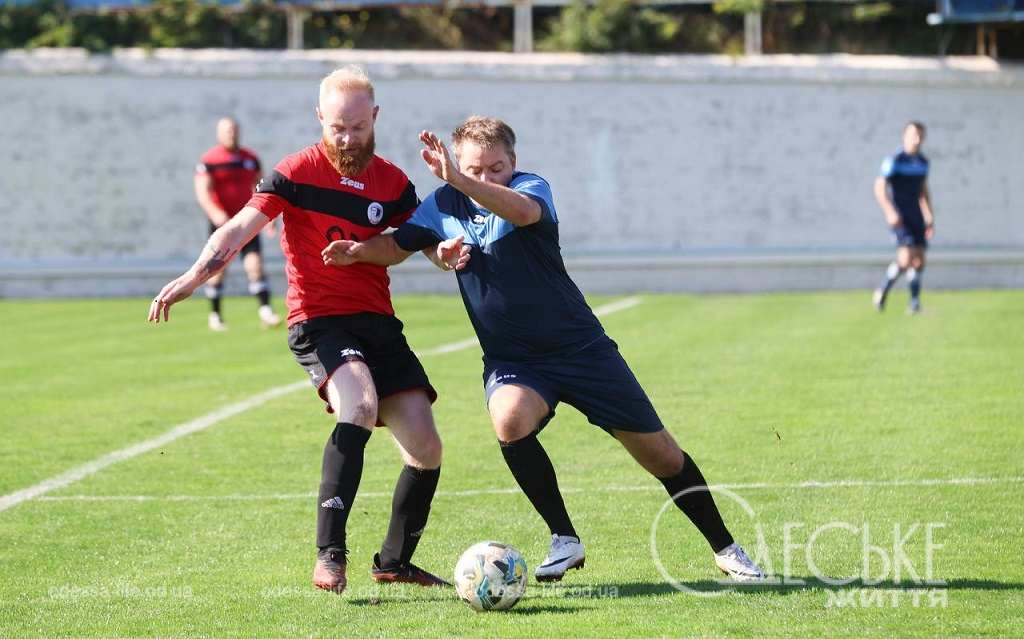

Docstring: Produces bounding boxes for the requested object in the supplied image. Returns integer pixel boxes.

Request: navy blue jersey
[393,172,605,362]
[880,151,929,230]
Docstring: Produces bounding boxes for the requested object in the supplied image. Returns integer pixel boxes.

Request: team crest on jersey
[367,202,384,225]
[340,176,365,190]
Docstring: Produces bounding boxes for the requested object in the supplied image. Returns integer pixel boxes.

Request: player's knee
[491,413,535,443]
[338,394,377,427]
[641,439,684,477]
[651,446,685,477]
[414,432,443,469]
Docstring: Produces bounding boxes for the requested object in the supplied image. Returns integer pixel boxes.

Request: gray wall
[1,50,1022,295]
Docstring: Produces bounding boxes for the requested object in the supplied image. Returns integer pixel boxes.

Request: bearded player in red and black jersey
[149,67,459,595]
[195,117,281,331]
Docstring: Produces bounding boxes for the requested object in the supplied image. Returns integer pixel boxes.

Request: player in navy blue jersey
[322,116,765,584]
[872,121,935,314]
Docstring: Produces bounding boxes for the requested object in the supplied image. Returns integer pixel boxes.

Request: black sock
[317,422,372,551]
[499,432,577,539]
[658,451,734,553]
[250,279,271,306]
[207,283,223,315]
[378,465,441,568]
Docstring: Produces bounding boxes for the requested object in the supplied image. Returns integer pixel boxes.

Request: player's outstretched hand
[148,274,198,323]
[419,130,457,184]
[437,235,471,271]
[322,239,359,267]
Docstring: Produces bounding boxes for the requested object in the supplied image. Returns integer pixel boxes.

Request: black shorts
[209,221,261,257]
[482,335,664,434]
[288,313,437,415]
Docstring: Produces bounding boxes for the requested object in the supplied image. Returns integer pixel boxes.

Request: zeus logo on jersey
[340,176,365,190]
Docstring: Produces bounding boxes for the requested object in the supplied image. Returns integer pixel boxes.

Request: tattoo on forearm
[196,242,238,279]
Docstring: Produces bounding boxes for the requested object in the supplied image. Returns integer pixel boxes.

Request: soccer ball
[454,541,528,612]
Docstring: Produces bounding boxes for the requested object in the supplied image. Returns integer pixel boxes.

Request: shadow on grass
[346,593,454,606]
[585,577,1024,598]
[346,595,586,615]
[506,603,588,615]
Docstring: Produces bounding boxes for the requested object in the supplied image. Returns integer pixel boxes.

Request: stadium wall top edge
[2,48,1022,87]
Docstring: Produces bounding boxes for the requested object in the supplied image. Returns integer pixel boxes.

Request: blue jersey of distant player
[392,172,605,362]
[880,151,929,233]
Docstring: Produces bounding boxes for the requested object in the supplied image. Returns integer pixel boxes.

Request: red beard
[322,133,375,177]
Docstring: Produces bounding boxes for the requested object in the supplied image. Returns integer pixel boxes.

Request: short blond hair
[319,65,375,105]
[452,116,516,156]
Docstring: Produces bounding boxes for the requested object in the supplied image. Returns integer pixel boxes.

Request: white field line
[0,296,644,514]
[34,475,1024,503]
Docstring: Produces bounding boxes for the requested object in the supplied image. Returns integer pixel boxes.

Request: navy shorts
[892,225,927,249]
[482,335,664,434]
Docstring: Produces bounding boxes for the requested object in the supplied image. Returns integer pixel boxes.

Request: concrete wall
[1,49,1022,296]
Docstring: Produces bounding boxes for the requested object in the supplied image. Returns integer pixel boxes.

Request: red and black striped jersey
[196,146,261,217]
[246,142,418,326]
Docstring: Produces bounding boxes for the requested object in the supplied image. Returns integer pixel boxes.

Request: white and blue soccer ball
[454,541,528,612]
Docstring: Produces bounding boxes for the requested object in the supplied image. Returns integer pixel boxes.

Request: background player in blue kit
[872,121,936,314]
[323,116,765,584]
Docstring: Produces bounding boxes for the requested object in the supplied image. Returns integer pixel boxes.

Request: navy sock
[908,268,922,301]
[879,262,903,300]
[500,432,578,539]
[657,451,734,553]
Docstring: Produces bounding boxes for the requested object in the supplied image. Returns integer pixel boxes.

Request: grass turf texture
[0,291,1022,638]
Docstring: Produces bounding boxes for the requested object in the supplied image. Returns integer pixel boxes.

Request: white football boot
[258,305,281,328]
[714,542,766,582]
[534,534,585,582]
[208,312,228,332]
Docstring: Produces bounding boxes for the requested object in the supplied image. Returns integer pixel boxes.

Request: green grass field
[1,291,1022,638]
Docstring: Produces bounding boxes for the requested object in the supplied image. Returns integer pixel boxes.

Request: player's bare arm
[323,234,469,270]
[148,206,269,322]
[419,130,541,226]
[873,176,901,227]
[194,172,231,227]
[920,180,935,238]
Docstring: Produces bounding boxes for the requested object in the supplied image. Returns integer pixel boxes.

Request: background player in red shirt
[195,116,281,331]
[150,67,456,594]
